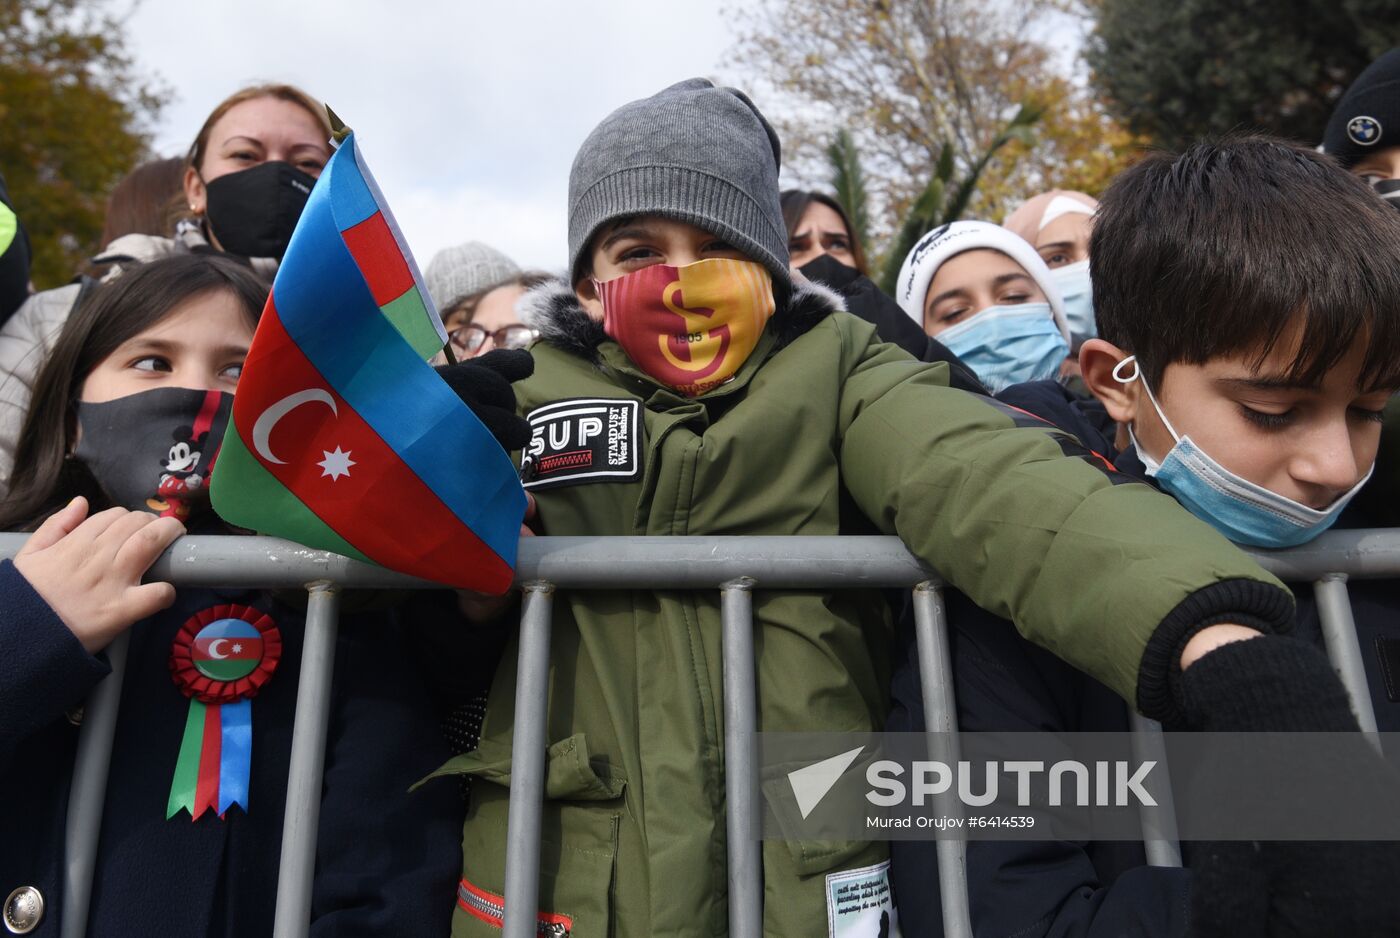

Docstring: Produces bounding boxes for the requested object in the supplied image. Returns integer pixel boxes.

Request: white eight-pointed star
[318,447,356,481]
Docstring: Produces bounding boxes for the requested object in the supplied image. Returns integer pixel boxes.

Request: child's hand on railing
[13,495,183,653]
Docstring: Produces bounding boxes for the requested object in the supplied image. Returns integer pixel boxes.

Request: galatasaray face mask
[202,161,315,260]
[1113,355,1372,548]
[74,387,232,522]
[596,258,777,397]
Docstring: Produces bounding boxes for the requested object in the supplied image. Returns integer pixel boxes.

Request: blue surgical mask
[936,302,1069,394]
[1050,260,1095,348]
[1113,356,1372,548]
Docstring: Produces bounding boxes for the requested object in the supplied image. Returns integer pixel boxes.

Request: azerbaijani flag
[210,123,526,592]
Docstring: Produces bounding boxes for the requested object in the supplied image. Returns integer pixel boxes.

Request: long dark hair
[779,189,869,275]
[0,254,268,531]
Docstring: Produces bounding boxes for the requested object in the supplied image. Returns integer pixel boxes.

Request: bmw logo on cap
[1348,115,1383,146]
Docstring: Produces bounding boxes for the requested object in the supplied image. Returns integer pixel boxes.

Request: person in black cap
[1323,48,1400,208]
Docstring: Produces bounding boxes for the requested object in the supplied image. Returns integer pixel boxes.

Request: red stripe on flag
[230,301,513,590]
[193,637,262,660]
[195,703,222,818]
[340,211,414,306]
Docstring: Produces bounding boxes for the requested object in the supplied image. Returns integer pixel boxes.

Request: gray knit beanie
[568,78,791,297]
[424,241,521,312]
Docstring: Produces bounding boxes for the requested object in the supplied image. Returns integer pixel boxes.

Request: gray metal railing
[4,528,1398,938]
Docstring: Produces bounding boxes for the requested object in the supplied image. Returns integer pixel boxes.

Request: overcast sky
[125,0,735,273]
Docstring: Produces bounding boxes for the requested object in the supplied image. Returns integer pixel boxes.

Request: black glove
[436,348,533,451]
[1179,636,1400,937]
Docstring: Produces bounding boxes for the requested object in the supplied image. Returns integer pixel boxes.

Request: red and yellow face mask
[596,258,776,396]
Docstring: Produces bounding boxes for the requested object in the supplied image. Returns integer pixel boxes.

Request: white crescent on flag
[207,639,231,659]
[252,389,338,465]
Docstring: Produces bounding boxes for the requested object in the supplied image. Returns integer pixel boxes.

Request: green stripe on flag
[210,419,374,564]
[380,286,444,361]
[167,700,206,818]
[195,658,259,681]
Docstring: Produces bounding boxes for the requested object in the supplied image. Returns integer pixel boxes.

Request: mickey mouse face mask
[73,387,232,522]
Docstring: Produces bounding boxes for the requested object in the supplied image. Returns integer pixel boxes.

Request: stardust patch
[520,398,641,490]
[825,860,901,937]
[1349,115,1382,146]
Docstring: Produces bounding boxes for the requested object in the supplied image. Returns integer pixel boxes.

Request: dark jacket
[0,558,462,937]
[796,254,986,393]
[887,379,1400,938]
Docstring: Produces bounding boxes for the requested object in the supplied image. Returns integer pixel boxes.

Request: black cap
[1324,49,1400,169]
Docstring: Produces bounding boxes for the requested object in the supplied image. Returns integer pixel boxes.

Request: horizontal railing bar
[1246,529,1400,580]
[0,534,937,589]
[4,527,1399,589]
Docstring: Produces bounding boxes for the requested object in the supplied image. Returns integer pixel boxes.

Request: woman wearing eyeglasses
[441,271,551,361]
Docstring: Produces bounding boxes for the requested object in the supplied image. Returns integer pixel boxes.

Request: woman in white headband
[895,220,1071,393]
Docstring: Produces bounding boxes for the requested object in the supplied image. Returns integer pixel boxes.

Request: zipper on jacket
[457,877,573,936]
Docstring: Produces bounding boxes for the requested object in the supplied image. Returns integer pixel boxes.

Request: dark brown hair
[0,254,268,531]
[1093,134,1400,391]
[780,189,868,275]
[100,157,188,246]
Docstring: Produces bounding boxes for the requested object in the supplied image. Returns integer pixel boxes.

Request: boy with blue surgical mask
[894,220,1072,392]
[889,135,1400,937]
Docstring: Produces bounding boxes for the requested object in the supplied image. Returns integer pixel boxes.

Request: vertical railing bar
[721,577,762,938]
[1127,713,1182,867]
[1313,575,1382,749]
[271,581,341,938]
[60,630,131,938]
[502,582,555,938]
[911,582,972,938]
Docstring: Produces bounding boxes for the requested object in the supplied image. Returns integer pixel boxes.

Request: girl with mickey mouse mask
[0,254,461,938]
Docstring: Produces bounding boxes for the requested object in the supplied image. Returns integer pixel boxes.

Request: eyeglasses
[448,323,538,356]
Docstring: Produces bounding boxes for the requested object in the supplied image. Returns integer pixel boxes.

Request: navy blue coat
[887,379,1400,938]
[0,559,463,937]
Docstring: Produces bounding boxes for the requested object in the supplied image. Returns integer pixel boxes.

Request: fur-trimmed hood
[518,274,846,366]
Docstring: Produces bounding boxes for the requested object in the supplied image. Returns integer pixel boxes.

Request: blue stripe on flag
[271,187,525,567]
[218,699,252,815]
[323,135,379,231]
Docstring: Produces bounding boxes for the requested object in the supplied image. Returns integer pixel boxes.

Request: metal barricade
[4,528,1399,938]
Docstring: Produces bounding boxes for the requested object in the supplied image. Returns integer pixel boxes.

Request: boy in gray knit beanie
[568,77,790,296]
[558,77,797,396]
[448,76,1308,938]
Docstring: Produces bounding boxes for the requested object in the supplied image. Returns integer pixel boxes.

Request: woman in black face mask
[0,84,329,494]
[181,84,330,266]
[0,253,463,937]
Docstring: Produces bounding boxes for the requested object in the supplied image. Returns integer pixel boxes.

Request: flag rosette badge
[210,115,526,592]
[167,605,281,820]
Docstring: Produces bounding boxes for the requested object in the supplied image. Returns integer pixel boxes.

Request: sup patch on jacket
[520,397,641,490]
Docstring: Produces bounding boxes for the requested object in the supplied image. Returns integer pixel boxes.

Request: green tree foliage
[0,0,167,288]
[1087,0,1400,148]
[729,0,1138,266]
[876,103,1042,294]
[825,129,872,252]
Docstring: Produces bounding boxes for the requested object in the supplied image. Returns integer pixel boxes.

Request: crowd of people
[4,46,1400,938]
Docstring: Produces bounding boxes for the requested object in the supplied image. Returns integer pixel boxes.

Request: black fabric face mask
[202,161,315,260]
[1374,177,1400,212]
[73,387,232,522]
